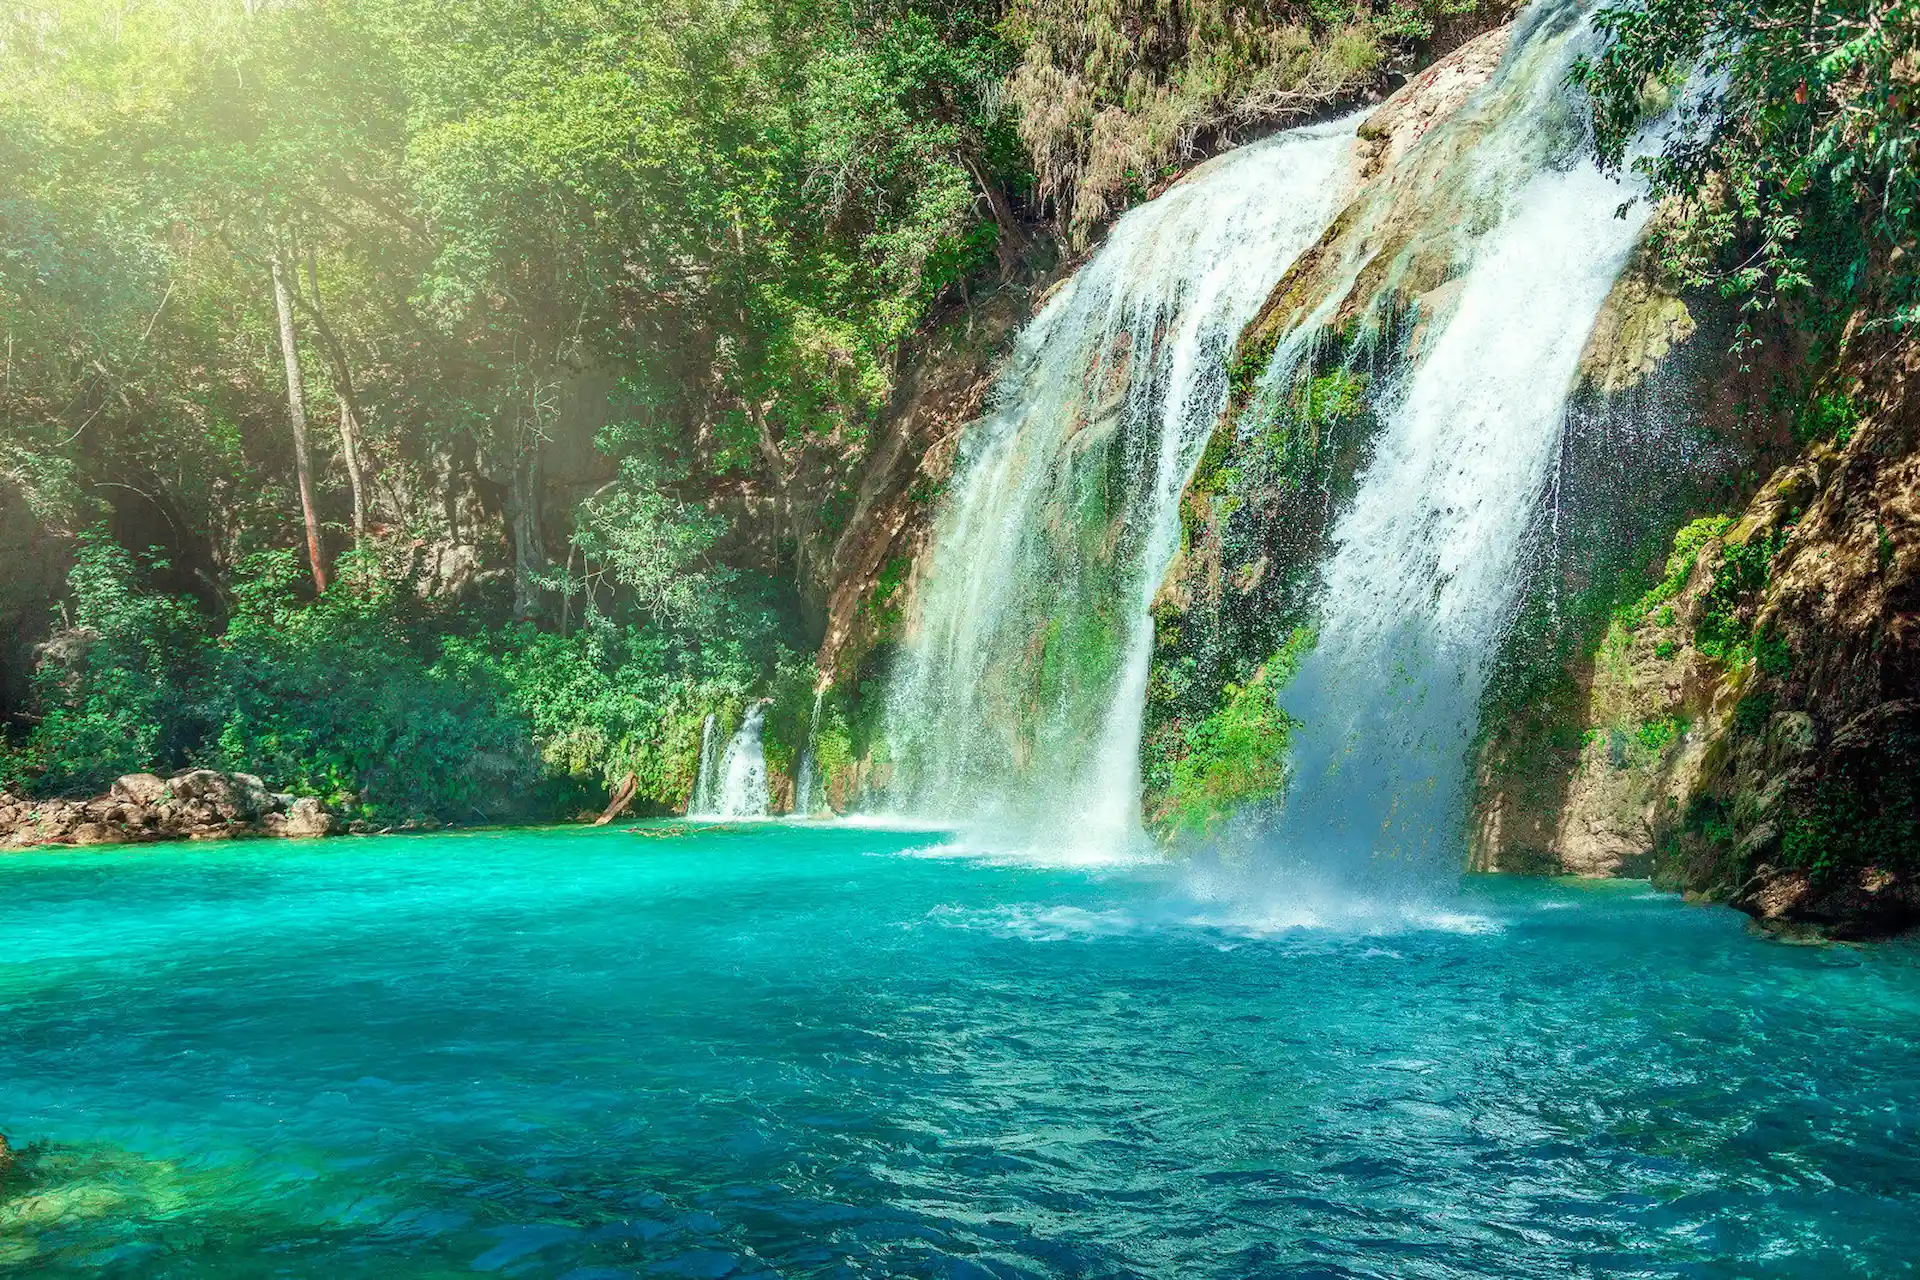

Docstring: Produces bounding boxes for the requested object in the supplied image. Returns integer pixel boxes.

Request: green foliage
[1616,515,1733,630]
[1632,714,1685,755]
[1574,0,1920,334]
[860,555,914,640]
[1798,389,1863,446]
[1155,627,1311,840]
[1732,689,1775,735]
[5,541,794,820]
[10,533,212,794]
[1781,707,1920,883]
[1008,0,1485,239]
[1694,528,1789,664]
[563,462,733,632]
[211,557,540,822]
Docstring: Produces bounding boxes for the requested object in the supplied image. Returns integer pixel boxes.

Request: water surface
[2,824,1917,1277]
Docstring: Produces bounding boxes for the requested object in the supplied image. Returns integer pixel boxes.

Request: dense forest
[3,0,1916,852]
[0,0,1498,821]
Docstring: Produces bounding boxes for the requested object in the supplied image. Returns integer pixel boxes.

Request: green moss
[1618,515,1734,630]
[1154,627,1312,841]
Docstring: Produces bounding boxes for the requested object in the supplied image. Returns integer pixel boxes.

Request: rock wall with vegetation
[1140,23,1514,839]
[1472,338,1920,937]
[1465,0,1920,936]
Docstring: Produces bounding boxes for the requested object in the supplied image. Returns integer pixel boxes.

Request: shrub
[12,532,212,794]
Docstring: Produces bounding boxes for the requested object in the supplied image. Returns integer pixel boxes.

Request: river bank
[1,770,342,849]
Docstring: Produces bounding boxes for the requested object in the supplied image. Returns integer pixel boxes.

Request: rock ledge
[0,770,340,850]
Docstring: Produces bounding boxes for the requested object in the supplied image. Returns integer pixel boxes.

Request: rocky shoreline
[0,770,340,850]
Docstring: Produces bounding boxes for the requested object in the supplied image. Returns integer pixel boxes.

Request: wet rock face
[1,771,342,851]
[1471,326,1920,938]
[1736,863,1920,941]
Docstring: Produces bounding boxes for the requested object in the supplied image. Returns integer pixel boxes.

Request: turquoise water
[2,824,1918,1277]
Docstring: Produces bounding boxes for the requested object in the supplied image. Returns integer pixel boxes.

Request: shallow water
[2,824,1917,1277]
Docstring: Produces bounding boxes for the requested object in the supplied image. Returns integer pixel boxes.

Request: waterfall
[794,688,824,817]
[689,713,720,816]
[689,706,770,819]
[1233,0,1655,902]
[880,112,1363,856]
[711,702,771,818]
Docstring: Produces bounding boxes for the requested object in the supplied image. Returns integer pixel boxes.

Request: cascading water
[880,113,1363,856]
[793,689,825,817]
[1221,0,1657,904]
[692,704,771,819]
[689,713,721,816]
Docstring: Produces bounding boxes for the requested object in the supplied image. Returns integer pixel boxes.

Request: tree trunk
[960,151,1026,280]
[303,251,367,546]
[270,254,328,592]
[337,398,366,544]
[746,398,825,610]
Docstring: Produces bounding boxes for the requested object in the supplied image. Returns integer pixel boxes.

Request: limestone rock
[109,773,168,807]
[284,797,338,838]
[1736,863,1920,939]
[167,770,246,820]
[1353,25,1515,184]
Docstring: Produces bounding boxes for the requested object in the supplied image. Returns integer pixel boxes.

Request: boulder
[109,773,168,807]
[228,773,278,816]
[69,823,126,847]
[31,802,79,840]
[1736,863,1920,940]
[168,770,244,819]
[284,797,337,838]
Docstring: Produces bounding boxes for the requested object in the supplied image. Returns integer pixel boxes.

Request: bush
[7,537,803,824]
[211,550,544,823]
[11,532,212,794]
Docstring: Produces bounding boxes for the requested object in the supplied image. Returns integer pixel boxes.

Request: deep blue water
[1,822,1917,1277]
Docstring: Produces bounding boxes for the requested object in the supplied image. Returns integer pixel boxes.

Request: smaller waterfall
[793,689,825,817]
[689,713,721,815]
[705,702,771,818]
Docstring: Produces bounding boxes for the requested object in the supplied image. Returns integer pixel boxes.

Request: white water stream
[880,113,1364,857]
[1239,0,1656,899]
[691,703,771,819]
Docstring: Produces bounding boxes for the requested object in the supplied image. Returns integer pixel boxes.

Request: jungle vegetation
[1,0,1482,818]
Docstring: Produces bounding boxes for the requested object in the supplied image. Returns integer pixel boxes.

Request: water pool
[2,822,1917,1277]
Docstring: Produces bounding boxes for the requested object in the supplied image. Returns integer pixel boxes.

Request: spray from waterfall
[879,113,1363,857]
